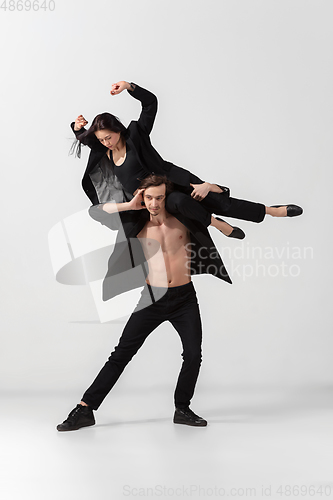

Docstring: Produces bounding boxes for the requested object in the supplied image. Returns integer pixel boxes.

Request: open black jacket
[89,206,232,301]
[71,83,232,294]
[70,83,212,204]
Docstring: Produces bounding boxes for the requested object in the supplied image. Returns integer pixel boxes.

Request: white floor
[1,387,333,500]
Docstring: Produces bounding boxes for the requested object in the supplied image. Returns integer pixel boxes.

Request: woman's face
[95,129,121,149]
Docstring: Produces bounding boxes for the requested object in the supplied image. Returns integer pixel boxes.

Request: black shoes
[271,204,303,217]
[173,407,208,427]
[57,404,95,432]
[228,226,246,239]
[57,404,207,430]
[215,218,245,240]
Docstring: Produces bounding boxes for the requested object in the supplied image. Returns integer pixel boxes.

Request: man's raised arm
[102,190,145,214]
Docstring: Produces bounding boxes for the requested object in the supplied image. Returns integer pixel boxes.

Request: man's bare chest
[137,220,190,255]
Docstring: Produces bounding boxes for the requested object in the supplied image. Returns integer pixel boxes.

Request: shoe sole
[173,418,207,427]
[57,421,95,432]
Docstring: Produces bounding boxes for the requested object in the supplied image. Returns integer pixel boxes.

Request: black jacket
[71,84,232,294]
[71,83,208,204]
[88,206,232,301]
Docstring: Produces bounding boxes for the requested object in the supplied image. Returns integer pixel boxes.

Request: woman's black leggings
[166,190,266,228]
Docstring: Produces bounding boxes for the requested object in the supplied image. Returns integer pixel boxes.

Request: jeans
[82,281,203,410]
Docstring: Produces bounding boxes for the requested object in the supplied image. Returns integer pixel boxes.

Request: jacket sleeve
[127,83,158,136]
[70,122,88,143]
[70,122,106,152]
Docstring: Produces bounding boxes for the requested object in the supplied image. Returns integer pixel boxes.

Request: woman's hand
[111,81,131,95]
[74,115,88,131]
[128,189,146,210]
[190,182,211,201]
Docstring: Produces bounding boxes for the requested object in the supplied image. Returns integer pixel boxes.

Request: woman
[70,81,302,238]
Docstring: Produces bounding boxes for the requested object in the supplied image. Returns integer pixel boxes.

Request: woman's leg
[210,216,243,235]
[166,191,242,237]
[266,206,304,217]
[201,192,302,221]
[166,191,211,226]
[201,192,266,223]
[266,206,287,216]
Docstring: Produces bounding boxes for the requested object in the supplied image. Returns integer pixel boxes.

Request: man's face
[143,184,166,216]
[95,129,121,149]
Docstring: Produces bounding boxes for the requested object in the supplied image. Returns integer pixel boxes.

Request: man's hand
[128,189,146,210]
[190,182,211,201]
[110,81,131,95]
[74,115,88,131]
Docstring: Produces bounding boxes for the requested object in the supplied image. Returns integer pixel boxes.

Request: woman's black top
[110,143,150,194]
[89,144,150,203]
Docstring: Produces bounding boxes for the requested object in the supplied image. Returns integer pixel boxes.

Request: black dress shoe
[215,218,245,239]
[57,404,95,432]
[173,407,208,427]
[270,205,303,217]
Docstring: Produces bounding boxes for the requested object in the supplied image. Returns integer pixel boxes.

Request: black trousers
[166,189,266,228]
[82,282,202,410]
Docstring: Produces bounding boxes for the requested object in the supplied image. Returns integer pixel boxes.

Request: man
[57,175,209,431]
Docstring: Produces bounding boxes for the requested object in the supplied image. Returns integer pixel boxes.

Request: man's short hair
[138,174,174,195]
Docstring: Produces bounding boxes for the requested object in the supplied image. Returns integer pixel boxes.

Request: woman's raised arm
[110,80,158,135]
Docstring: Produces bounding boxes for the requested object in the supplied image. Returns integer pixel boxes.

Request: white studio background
[0,0,332,398]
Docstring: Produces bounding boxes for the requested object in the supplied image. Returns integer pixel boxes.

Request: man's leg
[81,310,163,410]
[166,282,207,426]
[57,290,166,431]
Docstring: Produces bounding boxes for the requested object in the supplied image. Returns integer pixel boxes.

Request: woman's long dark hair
[70,112,128,158]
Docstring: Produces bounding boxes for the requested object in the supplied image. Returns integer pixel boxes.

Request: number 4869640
[0,0,55,11]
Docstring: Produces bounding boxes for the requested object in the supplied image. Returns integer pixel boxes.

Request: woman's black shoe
[215,218,245,239]
[57,404,95,432]
[271,205,303,217]
[173,407,208,427]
